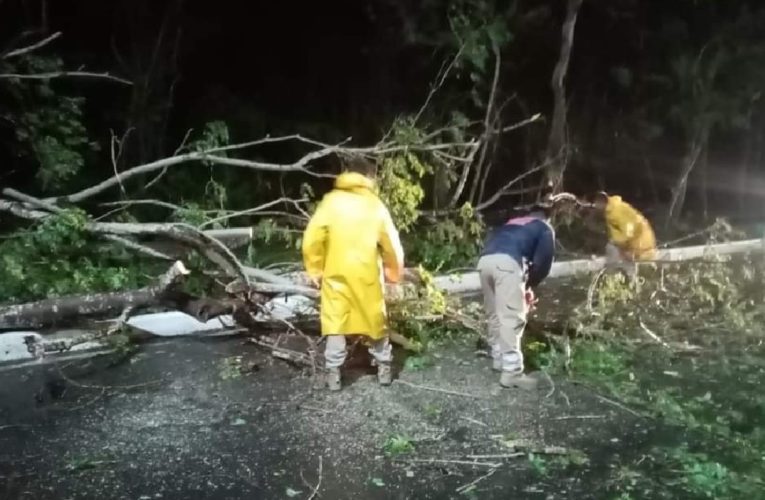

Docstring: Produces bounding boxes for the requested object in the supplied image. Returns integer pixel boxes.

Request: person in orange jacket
[302,156,404,391]
[593,191,657,277]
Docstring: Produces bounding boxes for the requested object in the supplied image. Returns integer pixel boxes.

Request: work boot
[500,371,538,391]
[377,363,392,386]
[327,367,341,391]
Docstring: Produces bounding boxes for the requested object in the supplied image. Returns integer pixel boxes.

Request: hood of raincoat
[334,172,376,193]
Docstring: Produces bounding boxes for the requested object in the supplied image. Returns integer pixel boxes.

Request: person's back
[316,176,398,287]
[481,215,555,288]
[477,209,555,390]
[302,157,404,391]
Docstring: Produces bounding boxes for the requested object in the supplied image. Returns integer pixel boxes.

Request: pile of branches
[0,126,513,367]
[0,29,548,362]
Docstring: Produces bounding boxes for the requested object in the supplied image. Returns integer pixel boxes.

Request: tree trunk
[0,261,192,330]
[698,144,709,221]
[544,0,584,192]
[668,125,710,226]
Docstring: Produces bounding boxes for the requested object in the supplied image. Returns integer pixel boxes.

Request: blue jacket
[480,213,555,288]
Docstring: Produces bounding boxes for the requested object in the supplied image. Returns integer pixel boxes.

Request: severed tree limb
[1,31,62,59]
[0,195,249,284]
[42,138,478,204]
[103,234,175,261]
[96,221,249,284]
[2,187,64,213]
[0,70,132,85]
[0,261,190,330]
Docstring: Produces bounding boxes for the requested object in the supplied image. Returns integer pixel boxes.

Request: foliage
[568,254,765,341]
[527,453,548,477]
[188,120,230,155]
[0,210,153,304]
[377,131,432,232]
[403,355,433,372]
[219,356,244,380]
[405,203,484,271]
[526,250,765,499]
[382,434,415,456]
[0,55,97,190]
[448,0,514,108]
[670,448,734,499]
[387,266,479,350]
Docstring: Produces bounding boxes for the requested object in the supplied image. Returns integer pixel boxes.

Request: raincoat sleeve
[378,205,404,283]
[302,199,330,281]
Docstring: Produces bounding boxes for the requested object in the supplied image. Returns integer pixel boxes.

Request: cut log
[432,238,765,295]
[0,261,202,330]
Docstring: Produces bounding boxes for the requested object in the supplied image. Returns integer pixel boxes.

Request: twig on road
[455,466,500,494]
[395,379,485,399]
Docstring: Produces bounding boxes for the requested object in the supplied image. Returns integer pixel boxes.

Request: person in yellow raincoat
[593,191,656,277]
[302,156,404,391]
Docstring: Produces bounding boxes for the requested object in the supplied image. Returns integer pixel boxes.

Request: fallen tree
[0,261,239,331]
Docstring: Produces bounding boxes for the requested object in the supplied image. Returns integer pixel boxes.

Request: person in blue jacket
[477,200,559,390]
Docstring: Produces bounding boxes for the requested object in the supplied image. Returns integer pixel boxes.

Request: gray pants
[325,335,392,369]
[605,242,637,278]
[477,254,527,373]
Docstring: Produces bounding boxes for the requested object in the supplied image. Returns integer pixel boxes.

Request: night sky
[2,0,765,217]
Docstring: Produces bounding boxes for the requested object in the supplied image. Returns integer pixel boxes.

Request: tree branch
[544,0,584,190]
[197,197,308,229]
[1,31,62,59]
[467,42,502,206]
[0,70,132,85]
[0,197,248,284]
[475,162,548,211]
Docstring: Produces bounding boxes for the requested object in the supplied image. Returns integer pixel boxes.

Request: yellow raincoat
[302,172,404,339]
[605,195,657,260]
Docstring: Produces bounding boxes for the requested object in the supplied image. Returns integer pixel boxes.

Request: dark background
[2,0,765,222]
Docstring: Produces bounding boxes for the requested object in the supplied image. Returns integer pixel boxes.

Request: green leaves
[449,1,512,73]
[0,210,152,304]
[382,434,415,456]
[191,120,230,153]
[378,151,430,232]
[404,204,484,272]
[0,54,95,191]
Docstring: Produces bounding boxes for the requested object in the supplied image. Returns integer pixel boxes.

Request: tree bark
[0,261,192,330]
[544,0,584,192]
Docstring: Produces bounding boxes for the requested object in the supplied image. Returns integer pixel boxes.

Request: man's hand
[309,276,322,289]
[524,289,538,312]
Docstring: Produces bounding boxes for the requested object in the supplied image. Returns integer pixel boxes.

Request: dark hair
[343,155,377,178]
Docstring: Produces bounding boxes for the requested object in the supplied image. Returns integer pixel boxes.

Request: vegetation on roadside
[524,250,765,500]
